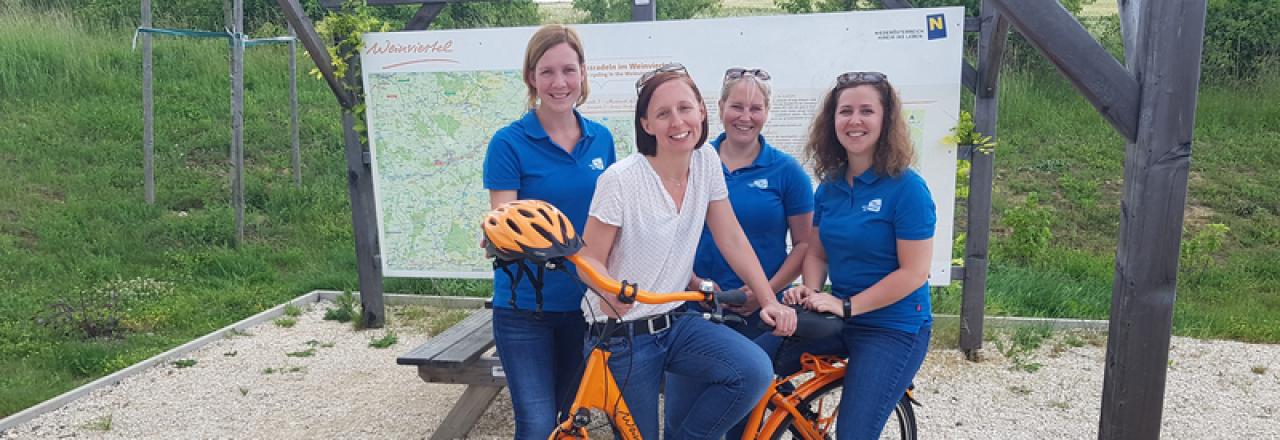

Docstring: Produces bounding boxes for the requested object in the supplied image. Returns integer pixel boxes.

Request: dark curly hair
[804,77,914,182]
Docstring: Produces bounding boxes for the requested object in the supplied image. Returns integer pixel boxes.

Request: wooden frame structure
[276,0,1206,437]
[140,0,303,246]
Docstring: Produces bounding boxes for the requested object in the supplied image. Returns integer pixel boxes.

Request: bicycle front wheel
[766,381,917,440]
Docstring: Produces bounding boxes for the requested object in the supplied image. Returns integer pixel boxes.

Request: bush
[1203,0,1280,80]
[998,193,1054,265]
[573,0,720,22]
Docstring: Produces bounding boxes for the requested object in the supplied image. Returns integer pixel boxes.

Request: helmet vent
[505,219,523,234]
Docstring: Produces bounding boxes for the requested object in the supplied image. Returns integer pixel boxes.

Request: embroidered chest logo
[748,179,769,189]
[589,157,605,171]
[863,198,883,213]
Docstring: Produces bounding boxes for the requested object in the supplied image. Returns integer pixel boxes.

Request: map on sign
[365,71,526,275]
[363,8,964,283]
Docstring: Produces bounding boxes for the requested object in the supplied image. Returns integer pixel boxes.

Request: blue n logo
[927,14,946,40]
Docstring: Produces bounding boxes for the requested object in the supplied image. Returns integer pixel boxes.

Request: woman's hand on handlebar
[782,285,815,305]
[759,302,797,336]
[724,285,761,316]
[801,291,843,317]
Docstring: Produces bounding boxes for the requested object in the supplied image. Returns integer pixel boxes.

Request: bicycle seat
[759,305,844,340]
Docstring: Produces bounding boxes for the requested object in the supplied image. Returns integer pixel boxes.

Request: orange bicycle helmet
[482,200,583,262]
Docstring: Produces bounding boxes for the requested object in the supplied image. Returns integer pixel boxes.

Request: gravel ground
[3,302,1278,439]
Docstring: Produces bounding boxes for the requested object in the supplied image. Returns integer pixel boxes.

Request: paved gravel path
[3,302,1277,439]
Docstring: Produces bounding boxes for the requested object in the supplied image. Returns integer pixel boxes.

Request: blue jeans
[492,307,588,440]
[589,314,773,440]
[753,322,931,440]
[666,305,769,440]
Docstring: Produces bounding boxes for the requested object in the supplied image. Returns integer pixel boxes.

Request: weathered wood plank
[397,310,491,365]
[417,357,506,386]
[430,385,503,440]
[288,23,301,187]
[1099,2,1206,439]
[230,0,246,245]
[961,62,977,94]
[959,1,1009,358]
[988,0,1140,142]
[142,0,154,204]
[405,3,446,31]
[272,0,352,108]
[1118,0,1141,68]
[431,320,495,366]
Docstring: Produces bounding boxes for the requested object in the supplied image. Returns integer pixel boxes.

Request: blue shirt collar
[710,133,776,170]
[831,166,884,191]
[518,109,596,141]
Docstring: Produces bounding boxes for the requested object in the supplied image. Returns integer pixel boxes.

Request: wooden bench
[397,309,506,440]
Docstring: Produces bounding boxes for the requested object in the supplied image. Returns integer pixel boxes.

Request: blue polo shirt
[692,133,814,290]
[483,110,616,311]
[814,167,935,332]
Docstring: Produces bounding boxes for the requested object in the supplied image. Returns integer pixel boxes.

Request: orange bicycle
[482,200,918,440]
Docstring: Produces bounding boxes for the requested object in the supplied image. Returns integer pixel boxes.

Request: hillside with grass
[2,2,1278,419]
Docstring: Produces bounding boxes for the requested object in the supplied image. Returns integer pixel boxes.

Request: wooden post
[405,3,447,31]
[340,45,386,328]
[959,2,1009,359]
[289,23,301,188]
[1098,2,1206,439]
[141,0,155,205]
[632,0,656,21]
[230,0,246,245]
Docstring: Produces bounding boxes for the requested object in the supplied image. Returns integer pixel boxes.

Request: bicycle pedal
[573,408,592,428]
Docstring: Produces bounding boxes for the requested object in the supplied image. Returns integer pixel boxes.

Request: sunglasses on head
[724,67,771,81]
[835,71,888,86]
[635,63,689,95]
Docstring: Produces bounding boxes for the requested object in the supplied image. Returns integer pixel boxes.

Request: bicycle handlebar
[565,254,746,306]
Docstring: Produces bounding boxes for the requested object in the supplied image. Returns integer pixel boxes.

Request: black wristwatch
[842,297,853,318]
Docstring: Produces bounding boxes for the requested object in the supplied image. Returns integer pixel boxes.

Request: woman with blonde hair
[482,24,616,439]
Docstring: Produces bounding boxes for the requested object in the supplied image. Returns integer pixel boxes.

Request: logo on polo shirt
[590,157,605,171]
[863,198,882,213]
[748,179,769,189]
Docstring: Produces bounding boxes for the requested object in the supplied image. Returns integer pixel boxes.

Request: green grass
[0,7,487,418]
[934,67,1280,342]
[1,2,1278,420]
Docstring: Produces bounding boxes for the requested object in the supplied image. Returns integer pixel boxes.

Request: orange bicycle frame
[548,256,715,439]
[739,354,848,440]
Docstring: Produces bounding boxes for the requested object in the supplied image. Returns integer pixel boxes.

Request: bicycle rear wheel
[766,381,916,440]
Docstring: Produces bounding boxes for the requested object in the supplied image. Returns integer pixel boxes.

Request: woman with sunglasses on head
[571,63,797,439]
[664,67,815,436]
[758,72,936,440]
[482,24,616,439]
[687,67,814,334]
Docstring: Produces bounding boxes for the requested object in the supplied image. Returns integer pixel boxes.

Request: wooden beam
[1099,2,1206,439]
[273,0,352,108]
[288,23,301,187]
[1118,0,1141,68]
[961,62,977,94]
[142,0,155,204]
[633,0,656,21]
[879,0,914,8]
[958,1,1008,358]
[988,0,1140,142]
[230,0,246,245]
[975,12,1009,98]
[405,3,446,31]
